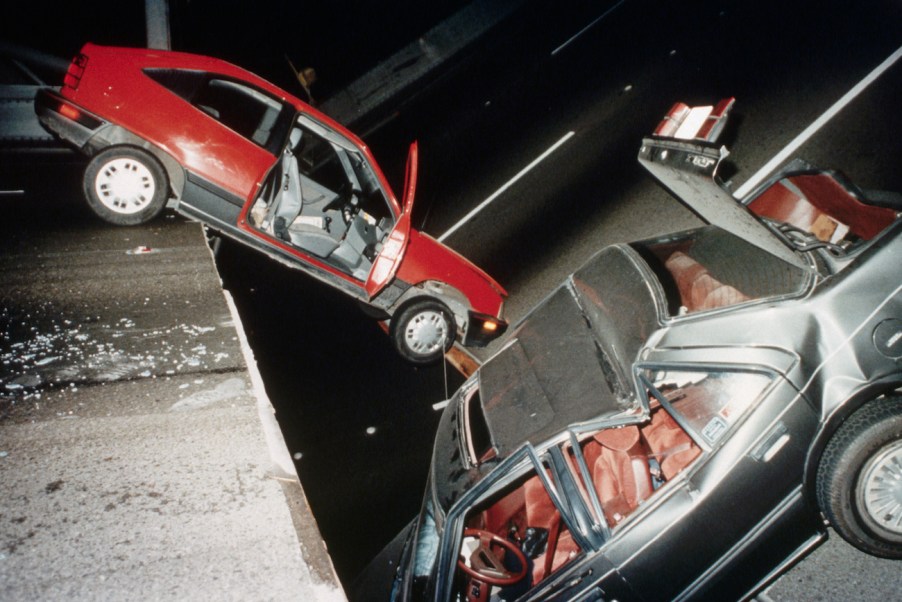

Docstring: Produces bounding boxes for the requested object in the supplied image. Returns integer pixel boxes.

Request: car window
[454,463,583,600]
[144,68,289,153]
[632,227,810,316]
[643,368,773,447]
[564,368,772,530]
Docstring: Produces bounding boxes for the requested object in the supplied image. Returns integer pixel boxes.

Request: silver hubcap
[859,440,902,536]
[95,157,156,215]
[404,310,448,356]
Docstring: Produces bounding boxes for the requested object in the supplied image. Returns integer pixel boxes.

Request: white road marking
[551,0,627,56]
[437,131,575,242]
[733,44,902,199]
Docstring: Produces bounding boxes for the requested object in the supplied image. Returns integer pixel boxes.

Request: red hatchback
[35,43,507,364]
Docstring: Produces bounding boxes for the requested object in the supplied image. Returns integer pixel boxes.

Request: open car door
[365,141,417,298]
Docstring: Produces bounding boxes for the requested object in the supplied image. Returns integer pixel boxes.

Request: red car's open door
[365,141,418,298]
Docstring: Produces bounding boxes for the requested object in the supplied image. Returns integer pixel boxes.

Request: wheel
[83,146,169,225]
[390,300,456,365]
[457,528,528,586]
[816,396,902,558]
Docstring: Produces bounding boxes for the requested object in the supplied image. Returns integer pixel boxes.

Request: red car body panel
[397,230,506,318]
[39,43,507,354]
[365,142,417,298]
[60,44,275,197]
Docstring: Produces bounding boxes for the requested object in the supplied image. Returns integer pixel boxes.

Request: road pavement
[0,196,343,600]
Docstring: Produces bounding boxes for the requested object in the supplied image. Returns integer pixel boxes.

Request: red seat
[749,174,896,241]
[641,408,701,480]
[665,251,749,312]
[583,426,653,526]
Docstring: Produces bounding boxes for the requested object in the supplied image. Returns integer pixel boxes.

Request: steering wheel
[457,528,528,586]
[331,181,362,224]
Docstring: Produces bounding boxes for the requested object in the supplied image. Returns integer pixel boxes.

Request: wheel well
[390,281,471,332]
[86,125,184,199]
[803,378,902,505]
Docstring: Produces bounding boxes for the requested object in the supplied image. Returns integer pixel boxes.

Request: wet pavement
[0,195,344,600]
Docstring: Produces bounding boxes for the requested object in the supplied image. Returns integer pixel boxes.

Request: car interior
[248,121,395,281]
[454,366,772,600]
[634,226,809,316]
[632,169,900,318]
[456,399,704,599]
[747,171,899,246]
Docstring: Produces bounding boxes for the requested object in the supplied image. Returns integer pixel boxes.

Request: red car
[35,43,507,364]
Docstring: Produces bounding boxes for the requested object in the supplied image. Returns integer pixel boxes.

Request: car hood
[477,244,660,457]
[395,230,506,316]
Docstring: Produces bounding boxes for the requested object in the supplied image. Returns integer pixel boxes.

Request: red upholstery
[749,175,896,241]
[582,426,653,526]
[523,476,579,584]
[480,486,525,535]
[665,251,750,312]
[641,409,701,480]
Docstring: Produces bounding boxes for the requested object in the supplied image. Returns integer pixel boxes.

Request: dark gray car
[354,100,902,602]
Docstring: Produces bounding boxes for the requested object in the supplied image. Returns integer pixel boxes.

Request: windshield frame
[430,444,595,601]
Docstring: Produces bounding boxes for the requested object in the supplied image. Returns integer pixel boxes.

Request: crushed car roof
[479,245,659,456]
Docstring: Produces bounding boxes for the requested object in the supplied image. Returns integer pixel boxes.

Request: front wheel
[816,396,902,558]
[83,146,169,226]
[390,300,456,365]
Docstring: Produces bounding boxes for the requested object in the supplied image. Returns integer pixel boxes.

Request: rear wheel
[391,300,456,365]
[83,146,168,226]
[816,396,902,558]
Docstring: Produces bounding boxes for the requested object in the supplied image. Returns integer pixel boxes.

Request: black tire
[816,396,902,559]
[390,300,456,366]
[83,146,169,226]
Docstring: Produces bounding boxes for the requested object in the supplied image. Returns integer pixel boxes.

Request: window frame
[143,67,294,155]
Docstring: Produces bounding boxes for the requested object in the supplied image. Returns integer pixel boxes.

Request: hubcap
[95,157,156,215]
[404,310,449,356]
[859,440,902,536]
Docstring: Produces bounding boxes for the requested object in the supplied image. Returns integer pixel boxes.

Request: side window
[644,369,773,446]
[455,467,582,600]
[565,369,772,530]
[144,68,287,151]
[632,228,809,316]
[294,125,393,223]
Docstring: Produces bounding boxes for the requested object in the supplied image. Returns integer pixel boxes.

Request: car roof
[79,43,370,152]
[478,245,658,456]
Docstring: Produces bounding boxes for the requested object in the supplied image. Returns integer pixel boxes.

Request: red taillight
[63,53,88,90]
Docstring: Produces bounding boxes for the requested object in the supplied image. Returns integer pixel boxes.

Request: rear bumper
[34,88,104,152]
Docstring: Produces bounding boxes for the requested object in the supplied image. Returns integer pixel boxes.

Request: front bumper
[463,310,508,347]
[34,88,104,153]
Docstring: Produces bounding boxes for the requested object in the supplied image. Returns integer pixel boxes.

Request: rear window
[632,226,810,316]
[144,68,290,153]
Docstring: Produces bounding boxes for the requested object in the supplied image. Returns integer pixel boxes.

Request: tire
[390,300,456,366]
[816,396,902,558]
[83,146,169,226]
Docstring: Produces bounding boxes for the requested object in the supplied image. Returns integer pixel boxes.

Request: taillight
[63,53,88,90]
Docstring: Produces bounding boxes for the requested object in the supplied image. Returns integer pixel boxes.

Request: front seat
[269,128,305,233]
[270,129,340,258]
